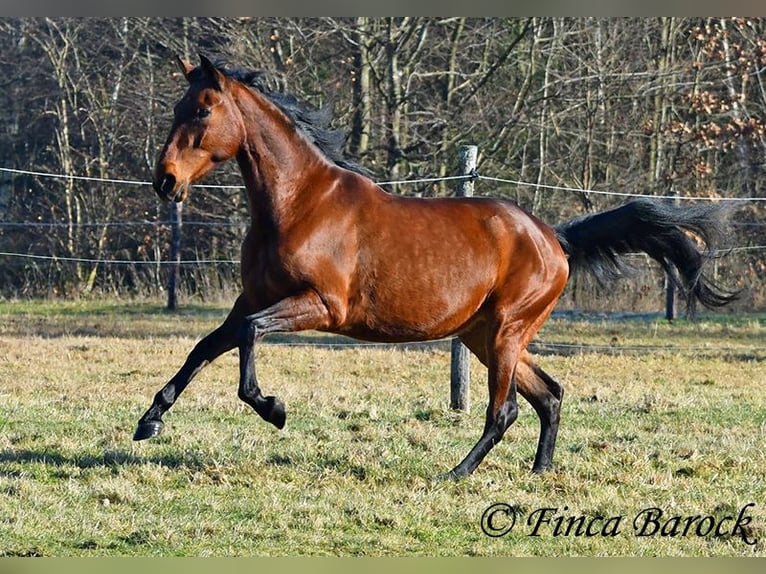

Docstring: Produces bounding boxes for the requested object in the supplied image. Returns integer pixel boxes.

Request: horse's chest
[241,237,308,301]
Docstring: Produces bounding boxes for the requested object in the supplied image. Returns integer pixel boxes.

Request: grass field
[0,299,764,556]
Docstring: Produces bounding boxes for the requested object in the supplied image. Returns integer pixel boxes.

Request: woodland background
[0,17,764,312]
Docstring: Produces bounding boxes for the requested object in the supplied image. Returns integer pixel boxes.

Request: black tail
[554,198,739,317]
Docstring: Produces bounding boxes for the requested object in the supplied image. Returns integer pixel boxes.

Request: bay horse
[134,55,737,479]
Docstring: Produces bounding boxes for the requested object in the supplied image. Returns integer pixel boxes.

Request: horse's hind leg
[516,350,563,473]
[446,327,522,479]
[458,332,564,474]
[133,294,251,440]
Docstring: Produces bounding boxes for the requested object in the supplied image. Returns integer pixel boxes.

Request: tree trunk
[350,17,372,159]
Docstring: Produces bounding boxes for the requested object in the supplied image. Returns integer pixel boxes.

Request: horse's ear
[199,54,224,90]
[176,56,195,82]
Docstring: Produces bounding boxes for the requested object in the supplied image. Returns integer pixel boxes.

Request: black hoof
[133,420,164,441]
[263,396,286,429]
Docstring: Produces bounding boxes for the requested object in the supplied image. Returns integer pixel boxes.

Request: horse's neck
[233,86,330,228]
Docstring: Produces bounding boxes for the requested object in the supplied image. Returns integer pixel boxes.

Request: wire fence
[0,252,239,265]
[2,164,766,267]
[1,165,763,356]
[5,164,766,200]
[255,337,766,356]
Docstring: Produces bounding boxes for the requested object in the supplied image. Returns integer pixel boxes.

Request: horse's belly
[336,281,489,343]
[331,321,443,343]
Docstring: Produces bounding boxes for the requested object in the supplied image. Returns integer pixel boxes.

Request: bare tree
[0,17,760,306]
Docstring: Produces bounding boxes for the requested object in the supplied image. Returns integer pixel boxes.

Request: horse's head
[153,55,244,202]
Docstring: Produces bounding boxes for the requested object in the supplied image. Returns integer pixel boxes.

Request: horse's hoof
[264,396,286,429]
[133,420,163,441]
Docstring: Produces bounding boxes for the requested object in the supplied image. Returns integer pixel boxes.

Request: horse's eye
[197,108,211,120]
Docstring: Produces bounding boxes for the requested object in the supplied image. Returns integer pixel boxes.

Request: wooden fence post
[167,200,182,311]
[450,144,477,412]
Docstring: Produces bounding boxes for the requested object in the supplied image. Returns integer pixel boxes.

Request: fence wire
[2,165,765,266]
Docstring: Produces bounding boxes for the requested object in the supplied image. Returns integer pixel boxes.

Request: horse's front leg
[237,290,332,429]
[133,294,252,440]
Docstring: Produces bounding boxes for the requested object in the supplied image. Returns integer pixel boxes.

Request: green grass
[0,300,764,556]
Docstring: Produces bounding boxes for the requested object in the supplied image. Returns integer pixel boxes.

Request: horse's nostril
[162,175,176,195]
[156,174,176,199]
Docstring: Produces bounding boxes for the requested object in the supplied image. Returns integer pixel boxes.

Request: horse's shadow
[0,446,434,485]
[0,447,209,474]
[0,446,395,478]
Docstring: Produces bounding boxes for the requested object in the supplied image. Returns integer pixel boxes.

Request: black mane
[191,62,369,176]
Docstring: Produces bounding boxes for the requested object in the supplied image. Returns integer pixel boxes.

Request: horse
[133,55,737,479]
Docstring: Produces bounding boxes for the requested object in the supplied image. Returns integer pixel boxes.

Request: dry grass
[0,300,764,556]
